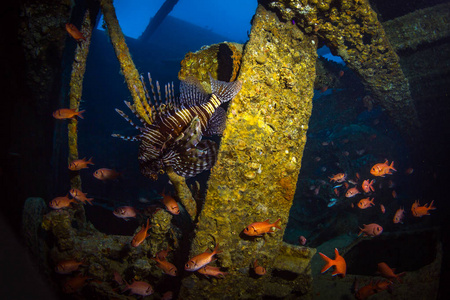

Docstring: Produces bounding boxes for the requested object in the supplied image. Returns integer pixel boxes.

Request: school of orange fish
[51,91,283,295]
[320,159,436,299]
[52,25,437,298]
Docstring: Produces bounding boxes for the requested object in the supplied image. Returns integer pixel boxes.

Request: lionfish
[112,73,242,180]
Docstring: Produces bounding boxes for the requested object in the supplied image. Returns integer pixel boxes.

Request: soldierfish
[113,206,137,220]
[53,108,85,120]
[93,168,121,181]
[131,219,151,247]
[357,198,375,209]
[358,223,383,237]
[345,187,360,198]
[65,23,86,41]
[361,179,375,193]
[370,160,396,177]
[329,173,346,183]
[377,262,406,282]
[243,219,282,236]
[411,200,436,217]
[393,207,405,223]
[197,265,228,278]
[122,280,153,296]
[55,259,86,274]
[49,195,75,209]
[68,157,94,171]
[69,188,93,205]
[156,246,172,261]
[253,259,266,276]
[185,244,222,271]
[319,248,346,277]
[62,274,90,293]
[161,192,180,215]
[151,256,178,276]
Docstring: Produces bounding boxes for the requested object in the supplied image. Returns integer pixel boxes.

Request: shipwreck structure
[10,0,449,299]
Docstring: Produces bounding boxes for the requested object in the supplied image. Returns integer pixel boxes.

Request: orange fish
[162,291,173,300]
[329,173,346,183]
[358,223,383,237]
[393,207,405,223]
[62,274,90,293]
[333,188,340,196]
[53,108,85,120]
[113,270,123,285]
[156,246,172,261]
[319,248,346,277]
[55,259,85,274]
[65,23,86,41]
[405,167,414,175]
[131,219,151,247]
[357,197,375,209]
[380,204,386,213]
[411,200,436,217]
[253,259,266,275]
[377,262,406,282]
[161,192,180,215]
[345,187,360,198]
[243,218,282,236]
[361,179,374,193]
[151,256,178,276]
[69,188,93,205]
[49,195,75,209]
[299,235,307,245]
[113,206,137,220]
[68,157,94,171]
[93,168,121,181]
[122,280,153,296]
[185,244,222,271]
[355,281,377,300]
[370,160,396,177]
[197,265,228,278]
[392,190,397,198]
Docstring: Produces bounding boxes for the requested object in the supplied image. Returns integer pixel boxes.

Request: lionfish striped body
[113,73,242,180]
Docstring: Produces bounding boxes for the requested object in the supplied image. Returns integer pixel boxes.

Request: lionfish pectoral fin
[204,107,227,136]
[173,116,202,148]
[209,73,242,103]
[166,140,218,178]
[111,134,140,142]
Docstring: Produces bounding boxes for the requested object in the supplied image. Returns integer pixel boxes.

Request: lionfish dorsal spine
[133,84,154,124]
[123,101,148,128]
[114,107,142,132]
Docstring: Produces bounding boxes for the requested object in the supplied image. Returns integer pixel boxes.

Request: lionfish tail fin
[209,74,242,103]
[166,140,218,178]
